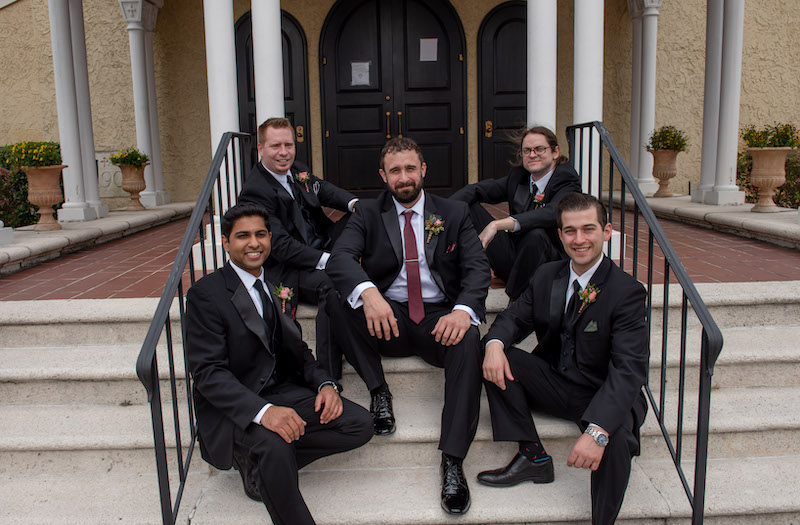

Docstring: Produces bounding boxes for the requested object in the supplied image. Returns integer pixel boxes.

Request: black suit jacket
[185,263,334,470]
[485,257,648,437]
[450,163,581,233]
[238,162,357,288]
[327,191,491,321]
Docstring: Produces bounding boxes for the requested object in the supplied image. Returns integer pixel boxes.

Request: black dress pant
[467,203,563,300]
[484,347,641,525]
[233,382,372,525]
[337,298,482,459]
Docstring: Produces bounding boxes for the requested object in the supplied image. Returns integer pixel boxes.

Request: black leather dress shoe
[232,446,262,501]
[441,453,470,514]
[477,453,554,487]
[370,390,396,435]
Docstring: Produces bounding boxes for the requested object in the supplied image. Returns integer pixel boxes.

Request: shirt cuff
[484,338,505,349]
[316,252,331,270]
[588,423,608,435]
[318,381,337,393]
[252,403,273,424]
[347,198,359,212]
[347,281,377,309]
[509,217,521,232]
[452,304,480,326]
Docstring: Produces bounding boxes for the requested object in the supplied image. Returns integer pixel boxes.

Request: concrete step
[2,453,797,524]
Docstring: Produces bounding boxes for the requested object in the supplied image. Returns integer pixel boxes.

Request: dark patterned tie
[253,280,275,344]
[402,211,425,324]
[565,280,581,326]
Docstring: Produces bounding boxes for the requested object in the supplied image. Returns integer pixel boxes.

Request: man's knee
[516,228,552,254]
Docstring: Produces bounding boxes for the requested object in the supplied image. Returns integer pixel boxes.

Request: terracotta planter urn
[119,163,148,210]
[23,164,66,231]
[650,149,680,198]
[746,147,792,213]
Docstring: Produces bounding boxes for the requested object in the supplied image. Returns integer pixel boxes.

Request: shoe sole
[476,476,554,487]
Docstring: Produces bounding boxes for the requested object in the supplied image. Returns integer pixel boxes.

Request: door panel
[478,1,527,180]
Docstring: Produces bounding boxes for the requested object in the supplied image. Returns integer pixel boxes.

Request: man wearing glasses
[451,126,581,300]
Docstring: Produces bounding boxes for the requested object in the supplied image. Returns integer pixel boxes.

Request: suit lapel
[423,195,444,291]
[224,265,272,354]
[513,179,531,213]
[262,168,309,243]
[573,256,611,325]
[381,195,403,267]
[550,264,569,330]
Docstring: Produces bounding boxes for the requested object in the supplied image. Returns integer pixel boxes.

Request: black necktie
[565,280,581,325]
[253,280,275,341]
[532,183,539,197]
[289,178,323,249]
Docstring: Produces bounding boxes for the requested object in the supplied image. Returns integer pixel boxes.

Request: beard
[389,179,422,204]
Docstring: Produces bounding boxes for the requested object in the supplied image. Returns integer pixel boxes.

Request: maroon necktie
[402,211,425,323]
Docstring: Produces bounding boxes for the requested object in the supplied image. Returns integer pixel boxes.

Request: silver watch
[584,426,608,447]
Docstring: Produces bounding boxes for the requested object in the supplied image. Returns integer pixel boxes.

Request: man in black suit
[238,117,358,377]
[478,193,648,525]
[185,203,372,525]
[451,126,581,300]
[327,137,491,515]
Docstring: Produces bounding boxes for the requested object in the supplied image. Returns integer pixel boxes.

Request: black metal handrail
[135,131,251,525]
[567,121,724,525]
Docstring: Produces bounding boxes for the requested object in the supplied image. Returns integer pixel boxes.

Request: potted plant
[741,123,799,212]
[646,125,688,198]
[109,147,150,210]
[9,141,65,231]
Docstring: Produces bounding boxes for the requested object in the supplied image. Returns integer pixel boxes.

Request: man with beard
[451,126,581,300]
[327,137,491,515]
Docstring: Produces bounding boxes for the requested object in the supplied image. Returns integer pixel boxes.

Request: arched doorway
[478,1,527,180]
[235,11,312,169]
[320,0,467,197]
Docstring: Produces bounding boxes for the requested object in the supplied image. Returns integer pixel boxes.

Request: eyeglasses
[520,146,552,157]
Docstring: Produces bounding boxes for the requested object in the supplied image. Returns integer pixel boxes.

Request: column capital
[119,0,161,28]
[629,0,662,17]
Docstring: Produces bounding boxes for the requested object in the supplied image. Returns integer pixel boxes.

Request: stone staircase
[1,281,799,524]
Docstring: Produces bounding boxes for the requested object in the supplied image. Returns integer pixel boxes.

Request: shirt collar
[530,168,555,194]
[262,161,291,181]
[569,255,604,291]
[229,261,265,291]
[392,189,426,218]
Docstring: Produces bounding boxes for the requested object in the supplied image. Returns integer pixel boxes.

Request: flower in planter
[109,147,150,169]
[9,141,62,169]
[646,126,688,152]
[741,123,800,148]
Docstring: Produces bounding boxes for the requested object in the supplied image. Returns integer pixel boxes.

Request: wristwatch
[584,426,609,447]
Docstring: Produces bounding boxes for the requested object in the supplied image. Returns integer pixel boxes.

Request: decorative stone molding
[119,0,160,26]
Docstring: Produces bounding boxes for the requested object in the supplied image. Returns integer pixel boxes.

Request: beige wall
[2,0,800,204]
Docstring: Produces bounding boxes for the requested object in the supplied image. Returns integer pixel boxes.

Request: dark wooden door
[235,11,312,170]
[320,0,466,197]
[478,1,527,180]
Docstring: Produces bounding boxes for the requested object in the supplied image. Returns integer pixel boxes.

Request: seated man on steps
[239,117,358,377]
[185,203,372,525]
[326,137,491,515]
[479,192,649,525]
[450,125,581,300]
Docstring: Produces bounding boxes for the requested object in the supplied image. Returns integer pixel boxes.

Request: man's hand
[315,385,343,424]
[431,309,471,346]
[478,222,500,249]
[361,287,399,340]
[482,341,514,390]
[260,406,307,444]
[567,432,607,471]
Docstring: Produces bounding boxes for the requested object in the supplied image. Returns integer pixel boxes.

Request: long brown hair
[509,125,569,167]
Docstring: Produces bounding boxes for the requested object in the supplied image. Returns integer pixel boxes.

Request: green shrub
[737,150,800,208]
[0,145,63,228]
[741,123,800,148]
[109,147,149,169]
[647,125,688,152]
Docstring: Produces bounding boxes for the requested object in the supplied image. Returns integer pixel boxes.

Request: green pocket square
[584,320,598,333]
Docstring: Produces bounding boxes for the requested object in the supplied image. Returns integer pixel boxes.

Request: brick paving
[0,205,798,301]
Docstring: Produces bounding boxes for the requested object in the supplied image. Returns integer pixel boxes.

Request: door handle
[484,120,493,138]
[397,111,403,138]
[386,112,391,138]
[296,125,305,143]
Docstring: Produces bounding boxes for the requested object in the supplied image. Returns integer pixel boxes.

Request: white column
[694,0,723,203]
[628,0,643,179]
[141,1,169,206]
[527,0,557,130]
[69,0,107,218]
[573,0,604,197]
[252,0,285,123]
[49,0,95,222]
[706,0,745,205]
[635,0,662,196]
[203,0,240,147]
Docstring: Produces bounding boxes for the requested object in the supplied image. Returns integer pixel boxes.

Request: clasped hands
[259,385,342,444]
[361,287,469,346]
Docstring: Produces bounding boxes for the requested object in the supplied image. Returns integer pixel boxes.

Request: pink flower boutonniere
[295,171,310,192]
[533,193,545,207]
[274,284,294,313]
[578,284,600,314]
[424,214,445,243]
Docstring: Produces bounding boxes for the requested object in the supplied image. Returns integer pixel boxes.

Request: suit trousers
[296,269,342,378]
[484,347,640,525]
[338,298,482,459]
[467,203,563,300]
[233,382,372,525]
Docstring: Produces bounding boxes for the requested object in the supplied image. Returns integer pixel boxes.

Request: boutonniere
[424,214,444,243]
[577,284,600,314]
[274,284,294,313]
[295,171,310,192]
[533,193,545,207]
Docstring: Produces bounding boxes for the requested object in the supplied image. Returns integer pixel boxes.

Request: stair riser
[0,379,188,405]
[649,302,800,331]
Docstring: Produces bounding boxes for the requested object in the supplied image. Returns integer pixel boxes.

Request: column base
[602,229,624,260]
[0,227,13,246]
[191,217,225,271]
[703,190,745,206]
[58,205,98,222]
[690,188,711,203]
[636,180,659,197]
[140,190,171,207]
[88,201,109,218]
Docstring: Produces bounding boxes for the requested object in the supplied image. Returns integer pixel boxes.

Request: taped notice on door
[351,61,370,86]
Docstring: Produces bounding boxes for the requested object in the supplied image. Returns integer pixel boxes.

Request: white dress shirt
[509,167,555,232]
